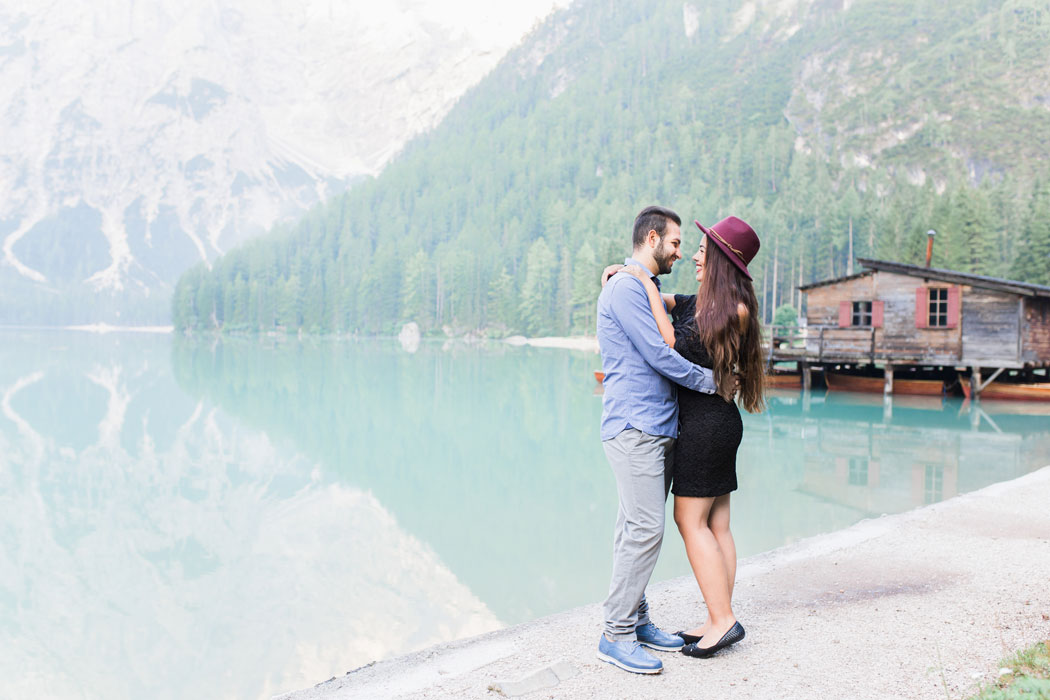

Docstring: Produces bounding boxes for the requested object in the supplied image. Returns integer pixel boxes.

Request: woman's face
[693,236,707,284]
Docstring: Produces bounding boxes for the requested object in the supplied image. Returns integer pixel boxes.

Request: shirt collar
[624,257,661,289]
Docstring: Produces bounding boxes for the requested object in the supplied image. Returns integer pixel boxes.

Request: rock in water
[399,322,421,353]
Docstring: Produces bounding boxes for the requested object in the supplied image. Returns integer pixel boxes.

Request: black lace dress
[670,294,742,498]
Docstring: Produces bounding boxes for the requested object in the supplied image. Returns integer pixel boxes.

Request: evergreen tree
[488,267,519,333]
[401,249,433,328]
[1012,181,1050,285]
[276,275,301,329]
[947,186,995,275]
[194,276,218,329]
[570,242,599,332]
[519,238,557,335]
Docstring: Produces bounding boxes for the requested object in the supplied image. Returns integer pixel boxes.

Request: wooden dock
[765,257,1050,399]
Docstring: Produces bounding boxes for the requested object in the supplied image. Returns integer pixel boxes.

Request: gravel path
[279,466,1050,700]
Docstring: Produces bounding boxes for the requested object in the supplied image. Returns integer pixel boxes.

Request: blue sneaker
[597,634,663,674]
[636,621,685,651]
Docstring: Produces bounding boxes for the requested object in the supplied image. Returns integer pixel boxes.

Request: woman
[618,215,765,658]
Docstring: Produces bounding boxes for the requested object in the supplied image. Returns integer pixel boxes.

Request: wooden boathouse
[770,255,1050,398]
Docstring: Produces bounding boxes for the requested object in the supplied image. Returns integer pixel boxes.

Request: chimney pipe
[925,229,936,268]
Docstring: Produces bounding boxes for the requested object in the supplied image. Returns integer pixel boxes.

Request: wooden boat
[960,380,1050,402]
[825,371,948,396]
[599,369,804,389]
[599,370,804,388]
[766,373,801,388]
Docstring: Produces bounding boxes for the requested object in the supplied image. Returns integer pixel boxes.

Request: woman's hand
[619,265,653,284]
[619,264,675,348]
[600,264,624,287]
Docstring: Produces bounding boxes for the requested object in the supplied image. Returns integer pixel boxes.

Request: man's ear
[646,229,660,249]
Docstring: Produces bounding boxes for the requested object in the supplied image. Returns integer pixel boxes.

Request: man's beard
[654,247,675,275]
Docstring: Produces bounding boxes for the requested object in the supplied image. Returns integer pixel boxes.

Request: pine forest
[172,0,1050,337]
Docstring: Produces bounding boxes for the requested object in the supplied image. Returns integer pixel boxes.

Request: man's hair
[632,206,682,249]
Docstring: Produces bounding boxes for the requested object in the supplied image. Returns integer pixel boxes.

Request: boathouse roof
[798,258,1050,298]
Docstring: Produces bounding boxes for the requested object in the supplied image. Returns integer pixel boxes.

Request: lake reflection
[0,331,1047,700]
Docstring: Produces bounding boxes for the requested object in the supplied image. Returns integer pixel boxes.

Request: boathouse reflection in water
[752,391,1046,519]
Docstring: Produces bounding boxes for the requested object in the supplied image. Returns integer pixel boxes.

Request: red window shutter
[946,286,961,329]
[838,301,851,327]
[915,288,928,329]
[872,301,884,328]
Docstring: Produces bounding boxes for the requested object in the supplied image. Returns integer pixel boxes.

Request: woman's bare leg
[689,493,736,638]
[710,494,736,598]
[674,495,736,644]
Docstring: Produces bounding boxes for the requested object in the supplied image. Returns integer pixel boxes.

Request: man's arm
[600,264,675,311]
[607,276,716,394]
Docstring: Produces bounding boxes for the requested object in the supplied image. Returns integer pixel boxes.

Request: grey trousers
[601,428,674,640]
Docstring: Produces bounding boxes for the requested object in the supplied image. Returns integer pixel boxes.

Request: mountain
[0,0,562,325]
[172,0,1050,336]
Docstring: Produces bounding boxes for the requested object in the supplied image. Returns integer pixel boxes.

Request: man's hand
[601,264,624,287]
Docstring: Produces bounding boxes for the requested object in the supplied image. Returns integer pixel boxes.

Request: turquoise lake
[1,330,1047,699]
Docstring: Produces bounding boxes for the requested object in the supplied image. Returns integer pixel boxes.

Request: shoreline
[0,324,174,334]
[65,323,174,334]
[278,465,1050,700]
[504,335,599,352]
[0,326,593,347]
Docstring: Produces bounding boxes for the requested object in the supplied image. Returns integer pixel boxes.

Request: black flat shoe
[674,630,702,645]
[680,622,745,658]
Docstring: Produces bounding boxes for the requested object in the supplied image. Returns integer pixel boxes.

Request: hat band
[708,228,747,264]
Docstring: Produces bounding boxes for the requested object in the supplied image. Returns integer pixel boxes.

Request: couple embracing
[595,205,765,674]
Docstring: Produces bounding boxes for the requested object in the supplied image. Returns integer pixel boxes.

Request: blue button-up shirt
[597,258,716,441]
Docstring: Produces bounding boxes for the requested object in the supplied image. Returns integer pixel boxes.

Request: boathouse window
[924,464,944,504]
[928,288,949,327]
[848,457,869,486]
[838,300,883,327]
[851,301,872,326]
[915,286,959,329]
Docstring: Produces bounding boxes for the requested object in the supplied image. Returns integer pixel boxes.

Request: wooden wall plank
[961,289,1019,364]
[1022,298,1050,363]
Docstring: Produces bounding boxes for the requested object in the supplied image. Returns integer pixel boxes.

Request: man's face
[652,221,683,275]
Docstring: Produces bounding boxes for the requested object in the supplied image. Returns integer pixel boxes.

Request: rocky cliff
[0,0,561,323]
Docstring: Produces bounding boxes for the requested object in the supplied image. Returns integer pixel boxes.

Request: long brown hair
[694,237,766,413]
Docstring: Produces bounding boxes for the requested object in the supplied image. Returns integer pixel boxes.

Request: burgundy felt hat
[694,216,760,280]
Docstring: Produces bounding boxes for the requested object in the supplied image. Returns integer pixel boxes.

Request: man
[595,205,718,674]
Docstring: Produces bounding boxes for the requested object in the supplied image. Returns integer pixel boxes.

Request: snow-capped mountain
[0,0,561,324]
